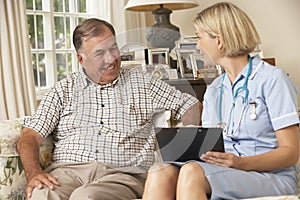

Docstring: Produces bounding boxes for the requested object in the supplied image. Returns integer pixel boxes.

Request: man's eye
[94,52,104,57]
[110,45,119,51]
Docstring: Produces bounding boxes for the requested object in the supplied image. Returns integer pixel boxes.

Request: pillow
[0,118,24,157]
[0,117,54,199]
[0,118,26,199]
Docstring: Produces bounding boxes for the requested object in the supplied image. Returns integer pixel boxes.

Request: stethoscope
[217,56,258,138]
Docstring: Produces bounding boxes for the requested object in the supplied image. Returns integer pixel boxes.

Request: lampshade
[125,0,199,11]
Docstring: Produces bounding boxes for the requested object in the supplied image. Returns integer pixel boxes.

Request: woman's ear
[215,35,223,50]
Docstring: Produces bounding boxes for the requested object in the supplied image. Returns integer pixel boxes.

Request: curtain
[115,0,147,46]
[0,0,37,120]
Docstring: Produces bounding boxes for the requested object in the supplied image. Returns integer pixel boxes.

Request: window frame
[26,0,107,99]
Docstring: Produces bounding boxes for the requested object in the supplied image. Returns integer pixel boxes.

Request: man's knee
[69,184,138,200]
[31,186,68,200]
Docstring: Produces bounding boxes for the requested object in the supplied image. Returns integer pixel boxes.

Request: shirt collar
[220,55,261,89]
[78,68,121,89]
[249,55,263,80]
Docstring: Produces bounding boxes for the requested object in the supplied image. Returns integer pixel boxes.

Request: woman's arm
[242,124,299,171]
[200,124,299,171]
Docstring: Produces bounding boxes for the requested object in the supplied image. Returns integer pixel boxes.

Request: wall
[147,0,300,105]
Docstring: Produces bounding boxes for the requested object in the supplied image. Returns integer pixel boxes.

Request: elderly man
[17,18,200,200]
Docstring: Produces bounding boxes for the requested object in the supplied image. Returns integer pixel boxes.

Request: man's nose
[104,50,115,63]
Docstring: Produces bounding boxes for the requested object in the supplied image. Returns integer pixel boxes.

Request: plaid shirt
[24,68,198,171]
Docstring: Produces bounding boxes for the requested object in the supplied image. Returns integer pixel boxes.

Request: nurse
[142,2,300,200]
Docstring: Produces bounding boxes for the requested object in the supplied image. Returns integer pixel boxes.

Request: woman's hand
[200,151,244,169]
[200,124,299,172]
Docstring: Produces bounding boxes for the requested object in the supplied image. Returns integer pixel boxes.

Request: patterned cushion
[0,118,53,200]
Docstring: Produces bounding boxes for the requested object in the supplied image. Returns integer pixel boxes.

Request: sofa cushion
[0,118,23,157]
[0,117,54,199]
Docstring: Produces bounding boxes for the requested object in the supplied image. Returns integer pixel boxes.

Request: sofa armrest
[0,118,54,199]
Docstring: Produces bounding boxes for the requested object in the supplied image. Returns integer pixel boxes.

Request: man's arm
[17,127,59,199]
[181,101,202,126]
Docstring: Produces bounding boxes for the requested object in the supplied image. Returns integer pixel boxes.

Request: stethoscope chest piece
[250,112,257,120]
[249,102,257,120]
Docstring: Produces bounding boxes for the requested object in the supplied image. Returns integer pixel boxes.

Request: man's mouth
[101,65,115,71]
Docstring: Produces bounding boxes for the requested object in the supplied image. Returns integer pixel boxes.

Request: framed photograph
[175,40,197,50]
[190,54,204,78]
[120,52,134,61]
[166,68,178,80]
[182,36,198,43]
[121,60,144,71]
[151,64,169,80]
[148,48,169,65]
[176,49,197,78]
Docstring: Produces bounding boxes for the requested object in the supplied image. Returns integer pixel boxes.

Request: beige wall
[147,0,300,105]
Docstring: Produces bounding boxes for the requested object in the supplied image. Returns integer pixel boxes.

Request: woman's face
[195,30,221,66]
[77,30,121,85]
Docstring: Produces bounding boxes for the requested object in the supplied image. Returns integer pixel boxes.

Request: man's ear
[215,35,223,50]
[77,53,83,64]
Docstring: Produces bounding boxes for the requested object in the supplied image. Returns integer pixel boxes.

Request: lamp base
[146,7,180,51]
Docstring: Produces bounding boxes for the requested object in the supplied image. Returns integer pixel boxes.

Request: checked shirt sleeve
[149,76,198,120]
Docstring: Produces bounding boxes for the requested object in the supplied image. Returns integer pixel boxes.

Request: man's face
[77,30,121,85]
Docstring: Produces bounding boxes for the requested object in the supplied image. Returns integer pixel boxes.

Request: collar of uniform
[221,55,253,90]
[223,64,247,90]
[217,55,261,93]
[249,55,263,80]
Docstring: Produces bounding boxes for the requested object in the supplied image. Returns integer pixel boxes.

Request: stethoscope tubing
[217,56,253,138]
[218,56,253,123]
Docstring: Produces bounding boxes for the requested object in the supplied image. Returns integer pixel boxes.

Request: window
[26,0,107,99]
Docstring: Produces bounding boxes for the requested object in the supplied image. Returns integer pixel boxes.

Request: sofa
[0,117,53,200]
[0,116,299,200]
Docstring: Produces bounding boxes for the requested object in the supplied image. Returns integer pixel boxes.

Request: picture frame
[166,68,178,80]
[181,36,198,43]
[151,64,170,80]
[190,54,205,78]
[175,40,197,50]
[176,49,198,78]
[121,60,144,71]
[120,52,134,61]
[148,48,169,65]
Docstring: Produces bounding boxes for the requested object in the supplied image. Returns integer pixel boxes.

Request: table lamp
[125,0,199,51]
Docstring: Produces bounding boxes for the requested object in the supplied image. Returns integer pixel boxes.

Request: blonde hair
[194,2,261,57]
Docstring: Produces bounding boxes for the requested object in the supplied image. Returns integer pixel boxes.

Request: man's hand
[26,172,60,200]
